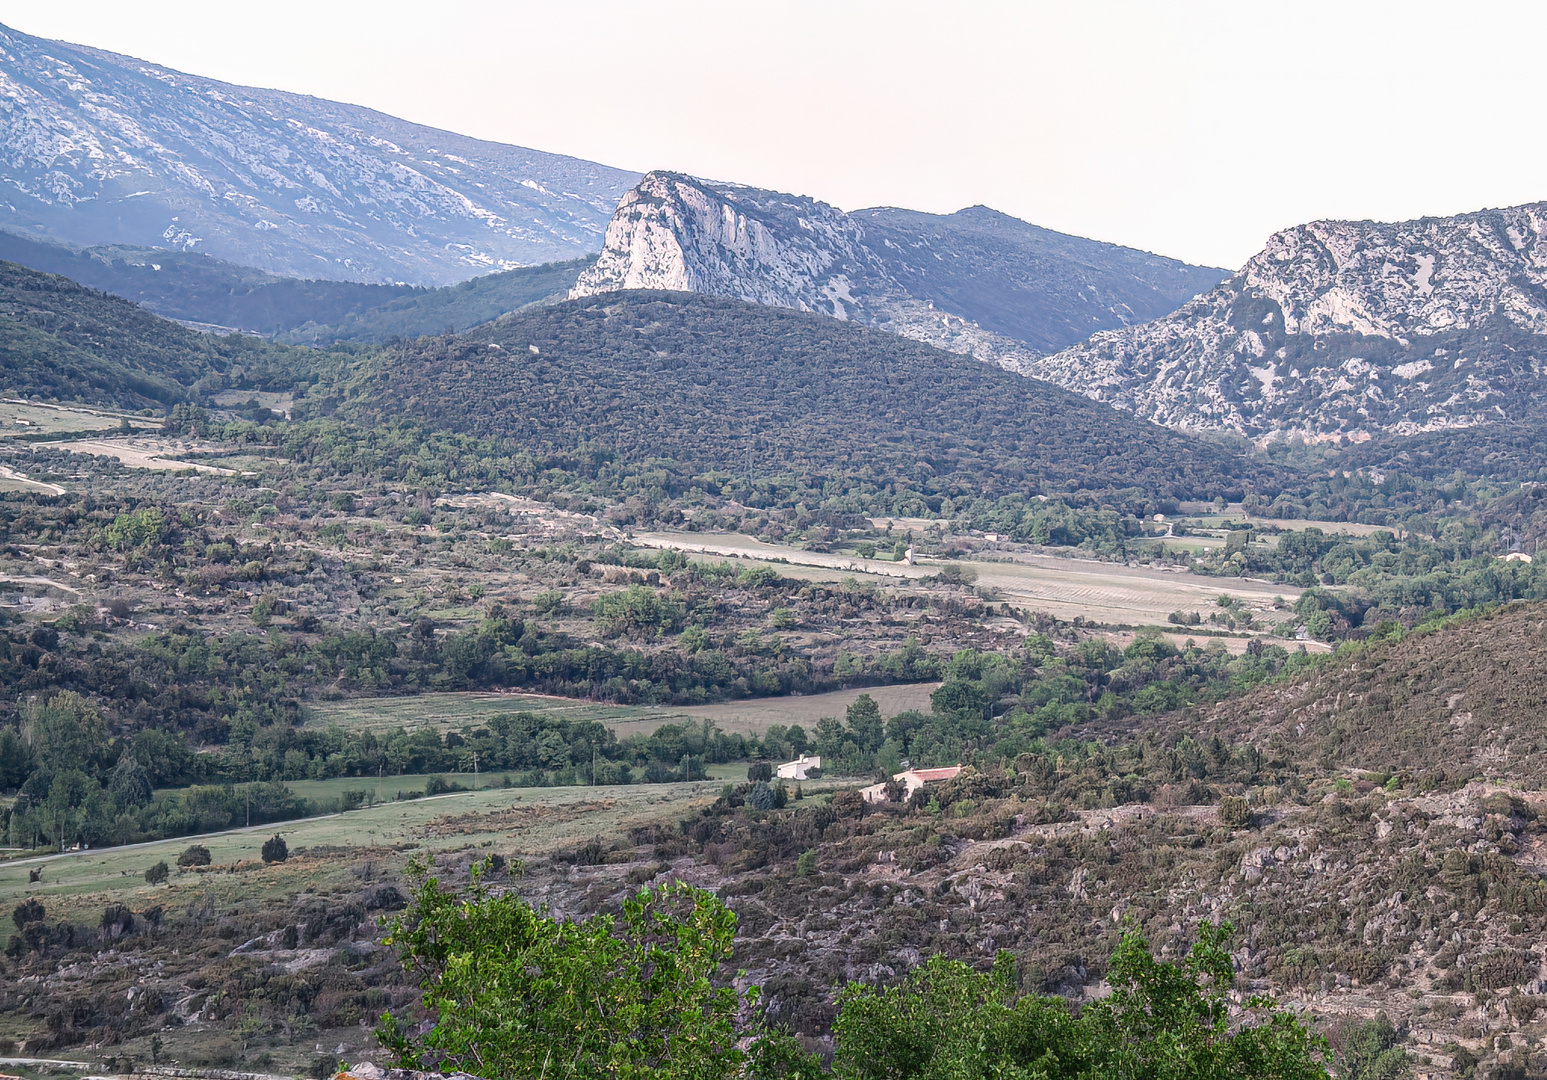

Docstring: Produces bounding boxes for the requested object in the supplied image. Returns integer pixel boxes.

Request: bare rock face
[1031,204,1547,441]
[572,171,1225,371]
[0,22,641,285]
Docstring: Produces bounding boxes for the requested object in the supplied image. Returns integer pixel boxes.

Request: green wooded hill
[325,290,1284,501]
[0,230,418,334]
[0,260,332,407]
[279,257,593,345]
[0,231,589,344]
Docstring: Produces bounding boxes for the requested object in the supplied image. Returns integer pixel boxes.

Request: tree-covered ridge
[320,291,1285,502]
[0,231,418,335]
[0,260,334,406]
[279,258,593,345]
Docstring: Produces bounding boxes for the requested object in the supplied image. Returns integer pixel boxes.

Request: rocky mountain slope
[0,22,640,285]
[1032,203,1547,442]
[570,171,1225,364]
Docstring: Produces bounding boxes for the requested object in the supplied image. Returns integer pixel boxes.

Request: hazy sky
[7,0,1544,269]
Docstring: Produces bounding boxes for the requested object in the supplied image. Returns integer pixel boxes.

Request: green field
[304,684,941,740]
[0,770,860,920]
[302,692,656,733]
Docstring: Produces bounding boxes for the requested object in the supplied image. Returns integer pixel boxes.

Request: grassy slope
[326,290,1286,501]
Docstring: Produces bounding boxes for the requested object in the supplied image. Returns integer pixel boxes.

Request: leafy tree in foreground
[378,860,749,1080]
[833,920,1330,1080]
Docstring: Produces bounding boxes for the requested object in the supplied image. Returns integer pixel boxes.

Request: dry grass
[633,529,1299,629]
[0,401,140,439]
[47,437,244,475]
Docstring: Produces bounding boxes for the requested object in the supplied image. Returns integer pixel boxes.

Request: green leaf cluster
[380,862,748,1080]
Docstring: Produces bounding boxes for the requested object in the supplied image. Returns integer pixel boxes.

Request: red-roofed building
[861,765,963,804]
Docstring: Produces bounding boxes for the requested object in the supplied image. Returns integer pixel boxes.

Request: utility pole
[246,786,251,829]
[472,750,479,790]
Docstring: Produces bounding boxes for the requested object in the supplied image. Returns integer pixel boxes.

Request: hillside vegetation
[280,257,591,344]
[1119,602,1547,787]
[0,231,417,334]
[323,291,1282,502]
[0,260,338,407]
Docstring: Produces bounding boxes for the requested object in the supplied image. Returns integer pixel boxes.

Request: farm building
[861,765,963,804]
[777,754,821,780]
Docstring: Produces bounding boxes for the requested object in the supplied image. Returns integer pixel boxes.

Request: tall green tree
[27,692,111,778]
[379,860,751,1080]
[845,694,884,754]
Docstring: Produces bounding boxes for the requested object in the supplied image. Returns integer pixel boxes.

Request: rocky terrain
[1032,203,1547,443]
[570,171,1224,365]
[0,22,640,284]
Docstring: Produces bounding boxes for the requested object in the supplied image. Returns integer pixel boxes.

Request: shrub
[144,861,169,885]
[796,850,817,877]
[1218,796,1252,828]
[11,900,43,928]
[178,844,212,867]
[424,775,467,797]
[261,835,288,863]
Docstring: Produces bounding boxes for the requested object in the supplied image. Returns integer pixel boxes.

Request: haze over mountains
[0,22,639,284]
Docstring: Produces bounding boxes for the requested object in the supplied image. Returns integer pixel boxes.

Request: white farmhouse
[776,754,821,780]
[861,765,963,803]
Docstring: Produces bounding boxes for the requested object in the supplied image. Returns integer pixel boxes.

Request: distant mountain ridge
[1032,202,1547,442]
[0,22,641,285]
[570,171,1226,364]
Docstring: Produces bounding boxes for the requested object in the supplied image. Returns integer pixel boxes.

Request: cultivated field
[0,400,144,439]
[304,683,941,740]
[663,683,939,735]
[210,390,295,418]
[632,530,1300,629]
[303,692,656,734]
[47,436,245,474]
[0,465,64,495]
[970,551,1296,626]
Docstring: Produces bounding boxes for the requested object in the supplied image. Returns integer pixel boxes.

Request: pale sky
[5,0,1544,269]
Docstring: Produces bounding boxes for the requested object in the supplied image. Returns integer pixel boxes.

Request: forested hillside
[322,291,1281,502]
[0,231,419,334]
[0,261,329,406]
[280,258,592,344]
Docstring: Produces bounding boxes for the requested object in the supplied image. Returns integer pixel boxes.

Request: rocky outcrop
[1031,204,1547,440]
[0,23,640,284]
[572,172,1225,368]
